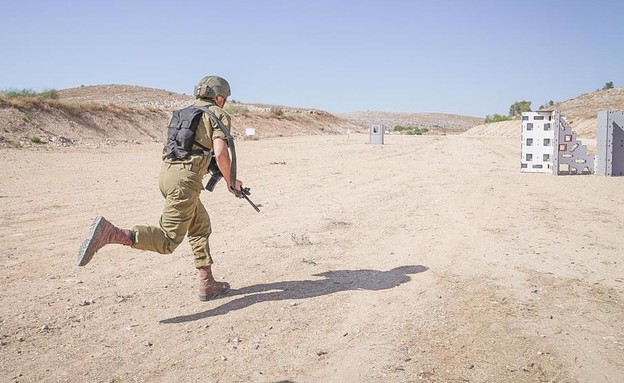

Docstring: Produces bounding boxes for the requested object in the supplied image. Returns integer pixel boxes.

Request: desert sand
[1,133,623,382]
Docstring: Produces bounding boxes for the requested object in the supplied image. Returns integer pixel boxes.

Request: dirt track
[1,134,623,382]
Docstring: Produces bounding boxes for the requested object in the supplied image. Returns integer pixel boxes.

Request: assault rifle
[237,186,261,213]
[205,163,260,213]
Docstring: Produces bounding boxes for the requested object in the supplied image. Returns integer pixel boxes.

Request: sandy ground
[1,134,623,383]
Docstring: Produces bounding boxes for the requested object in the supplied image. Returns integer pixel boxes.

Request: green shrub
[508,100,531,117]
[30,136,44,144]
[1,88,59,99]
[225,105,250,115]
[38,89,59,99]
[484,114,511,123]
[393,125,428,135]
[1,88,38,97]
[394,125,408,132]
[538,100,556,110]
[269,107,284,117]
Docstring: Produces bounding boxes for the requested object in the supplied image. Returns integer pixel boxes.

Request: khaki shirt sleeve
[194,106,230,148]
[207,106,231,142]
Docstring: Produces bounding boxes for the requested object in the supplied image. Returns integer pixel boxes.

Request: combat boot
[76,215,133,266]
[198,266,230,301]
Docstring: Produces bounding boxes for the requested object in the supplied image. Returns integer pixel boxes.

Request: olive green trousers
[131,163,213,268]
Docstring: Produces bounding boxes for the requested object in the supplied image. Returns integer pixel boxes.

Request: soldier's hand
[229,180,244,198]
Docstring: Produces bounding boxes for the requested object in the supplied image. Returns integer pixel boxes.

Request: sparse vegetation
[0,92,133,119]
[484,100,532,123]
[269,107,284,118]
[393,125,429,135]
[38,89,59,99]
[484,114,511,123]
[1,88,59,99]
[603,81,614,90]
[30,136,44,144]
[538,100,556,110]
[485,100,535,123]
[225,104,250,115]
[1,88,38,97]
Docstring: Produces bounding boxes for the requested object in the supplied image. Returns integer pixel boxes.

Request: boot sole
[76,215,106,266]
[198,282,231,301]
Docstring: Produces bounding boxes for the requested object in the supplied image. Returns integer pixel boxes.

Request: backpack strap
[195,106,237,194]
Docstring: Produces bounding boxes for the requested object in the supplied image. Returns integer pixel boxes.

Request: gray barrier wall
[596,111,624,176]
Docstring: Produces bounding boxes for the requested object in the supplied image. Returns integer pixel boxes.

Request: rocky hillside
[0,85,365,148]
[0,85,485,148]
[465,87,624,139]
[3,84,622,149]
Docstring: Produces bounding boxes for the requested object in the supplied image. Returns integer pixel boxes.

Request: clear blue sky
[1,0,623,117]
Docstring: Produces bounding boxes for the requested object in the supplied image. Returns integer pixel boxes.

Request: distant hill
[0,85,365,148]
[338,110,483,134]
[549,87,624,120]
[0,84,488,148]
[465,87,624,139]
[4,84,622,149]
[58,84,194,110]
[59,85,483,134]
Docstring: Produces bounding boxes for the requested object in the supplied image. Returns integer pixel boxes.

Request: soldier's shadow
[161,265,428,324]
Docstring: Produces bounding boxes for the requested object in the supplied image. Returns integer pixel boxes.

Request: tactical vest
[165,105,212,160]
[164,105,238,191]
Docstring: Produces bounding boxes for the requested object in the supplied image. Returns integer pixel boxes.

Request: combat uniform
[77,75,236,301]
[131,99,230,268]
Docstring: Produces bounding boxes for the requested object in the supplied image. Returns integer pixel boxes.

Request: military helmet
[194,75,231,99]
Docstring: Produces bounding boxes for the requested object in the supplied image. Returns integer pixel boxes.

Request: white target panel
[521,110,594,175]
[521,111,555,173]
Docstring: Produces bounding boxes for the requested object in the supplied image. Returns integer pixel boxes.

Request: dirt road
[1,134,623,382]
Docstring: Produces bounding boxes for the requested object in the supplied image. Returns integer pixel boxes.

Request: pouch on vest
[165,106,211,160]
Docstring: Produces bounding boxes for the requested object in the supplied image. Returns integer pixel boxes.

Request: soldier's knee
[162,238,182,254]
